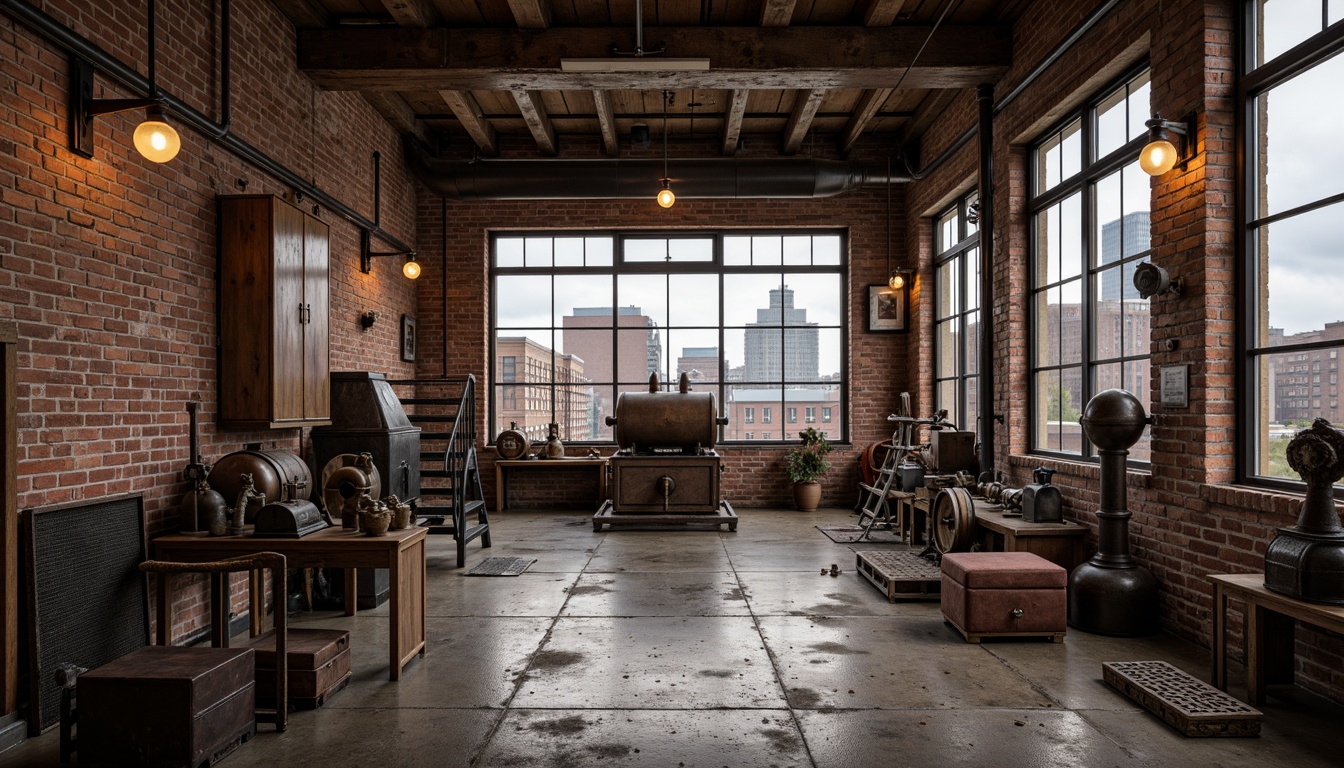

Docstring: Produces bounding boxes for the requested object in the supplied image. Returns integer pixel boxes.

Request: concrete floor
[5,507,1344,767]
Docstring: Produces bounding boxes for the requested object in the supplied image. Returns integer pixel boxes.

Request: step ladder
[388,375,491,567]
[854,393,918,539]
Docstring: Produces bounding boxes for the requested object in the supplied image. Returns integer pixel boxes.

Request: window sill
[1007,453,1151,489]
[1199,483,1303,519]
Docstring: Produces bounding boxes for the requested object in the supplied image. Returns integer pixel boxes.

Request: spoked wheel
[932,486,976,553]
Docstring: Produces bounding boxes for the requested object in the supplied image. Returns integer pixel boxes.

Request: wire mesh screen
[24,494,148,733]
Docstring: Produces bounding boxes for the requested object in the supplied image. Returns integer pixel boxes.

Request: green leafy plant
[786,427,833,484]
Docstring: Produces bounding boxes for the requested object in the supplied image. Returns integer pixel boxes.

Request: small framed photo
[1160,364,1188,408]
[400,314,417,362]
[867,284,907,333]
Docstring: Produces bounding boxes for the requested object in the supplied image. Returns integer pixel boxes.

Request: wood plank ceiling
[274,0,1029,159]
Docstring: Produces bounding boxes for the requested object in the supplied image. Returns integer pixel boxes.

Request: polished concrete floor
[5,508,1344,767]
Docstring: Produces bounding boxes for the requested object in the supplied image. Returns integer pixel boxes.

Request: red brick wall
[904,0,1344,704]
[0,0,419,641]
[412,135,915,510]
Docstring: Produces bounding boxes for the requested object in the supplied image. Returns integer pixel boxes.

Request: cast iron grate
[1102,660,1262,737]
[465,557,537,576]
[24,494,148,734]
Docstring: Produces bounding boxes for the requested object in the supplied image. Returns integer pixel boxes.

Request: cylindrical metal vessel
[207,449,312,508]
[495,422,530,460]
[609,391,719,451]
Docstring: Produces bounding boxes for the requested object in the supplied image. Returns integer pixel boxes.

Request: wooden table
[151,526,427,681]
[974,505,1088,572]
[1210,573,1344,705]
[494,458,608,512]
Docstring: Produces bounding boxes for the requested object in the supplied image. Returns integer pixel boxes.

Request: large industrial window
[1242,3,1344,489]
[933,191,980,431]
[1029,67,1153,461]
[490,231,847,445]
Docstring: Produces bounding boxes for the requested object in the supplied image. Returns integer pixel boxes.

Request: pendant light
[885,160,905,289]
[657,90,675,208]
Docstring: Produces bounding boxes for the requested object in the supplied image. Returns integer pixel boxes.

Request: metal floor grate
[1103,660,1262,737]
[465,557,537,576]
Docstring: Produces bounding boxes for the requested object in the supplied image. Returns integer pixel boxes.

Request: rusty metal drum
[207,449,312,508]
[608,389,720,451]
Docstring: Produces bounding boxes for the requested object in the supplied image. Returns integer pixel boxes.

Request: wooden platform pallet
[592,500,738,532]
[1102,660,1262,738]
[854,549,942,602]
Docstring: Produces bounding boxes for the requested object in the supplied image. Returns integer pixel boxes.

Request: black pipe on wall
[406,141,910,201]
[976,84,996,477]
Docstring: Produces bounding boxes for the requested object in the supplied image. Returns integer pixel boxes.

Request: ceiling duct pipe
[405,140,907,201]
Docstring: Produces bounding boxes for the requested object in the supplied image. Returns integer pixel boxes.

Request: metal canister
[496,422,530,460]
[1022,466,1062,523]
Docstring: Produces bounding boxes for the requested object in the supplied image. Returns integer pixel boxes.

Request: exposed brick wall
[903,0,1344,704]
[0,0,418,641]
[412,135,915,510]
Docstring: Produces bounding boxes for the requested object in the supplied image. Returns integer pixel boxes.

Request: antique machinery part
[208,449,311,512]
[605,371,723,452]
[321,452,382,528]
[1264,418,1344,603]
[496,421,529,460]
[1068,389,1159,636]
[658,475,677,512]
[933,487,976,554]
[179,401,228,533]
[1022,466,1063,523]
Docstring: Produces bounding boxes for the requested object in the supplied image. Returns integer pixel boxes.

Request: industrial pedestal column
[1068,388,1159,636]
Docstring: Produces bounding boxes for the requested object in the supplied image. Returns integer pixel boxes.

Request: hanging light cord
[662,90,670,182]
[889,0,956,94]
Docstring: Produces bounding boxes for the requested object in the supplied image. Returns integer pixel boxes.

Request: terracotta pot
[793,481,822,512]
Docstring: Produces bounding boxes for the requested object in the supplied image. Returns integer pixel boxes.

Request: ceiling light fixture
[560,1,709,73]
[885,159,907,290]
[657,90,675,209]
[1138,113,1194,176]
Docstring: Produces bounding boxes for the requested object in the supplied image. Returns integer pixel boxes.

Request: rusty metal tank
[207,449,312,518]
[606,373,726,452]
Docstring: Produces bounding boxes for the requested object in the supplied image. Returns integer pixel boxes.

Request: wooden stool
[940,551,1067,643]
[140,553,288,731]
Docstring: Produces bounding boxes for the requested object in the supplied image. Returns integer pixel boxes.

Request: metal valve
[658,475,676,512]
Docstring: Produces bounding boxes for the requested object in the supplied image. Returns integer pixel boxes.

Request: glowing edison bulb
[1139,139,1178,176]
[402,257,421,280]
[888,273,906,290]
[657,181,675,208]
[132,108,180,163]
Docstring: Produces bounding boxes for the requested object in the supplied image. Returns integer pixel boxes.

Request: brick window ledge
[1199,483,1305,519]
[1007,453,1152,489]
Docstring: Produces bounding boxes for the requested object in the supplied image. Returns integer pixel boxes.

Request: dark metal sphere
[1081,388,1147,451]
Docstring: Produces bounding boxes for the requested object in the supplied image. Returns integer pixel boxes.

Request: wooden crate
[854,550,941,602]
[1102,660,1261,737]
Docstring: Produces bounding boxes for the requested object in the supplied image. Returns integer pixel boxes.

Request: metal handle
[1012,608,1024,618]
[299,302,306,324]
[305,303,312,324]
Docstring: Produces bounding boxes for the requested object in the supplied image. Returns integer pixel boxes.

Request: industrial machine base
[592,499,738,532]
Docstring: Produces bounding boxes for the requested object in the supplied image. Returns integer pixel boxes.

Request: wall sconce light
[1133,261,1182,299]
[360,230,420,279]
[888,270,910,291]
[70,58,181,163]
[1138,113,1194,176]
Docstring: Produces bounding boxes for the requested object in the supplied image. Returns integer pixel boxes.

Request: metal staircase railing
[388,374,490,567]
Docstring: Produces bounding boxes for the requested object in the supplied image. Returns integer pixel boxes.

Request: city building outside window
[788,407,797,423]
[491,231,846,443]
[933,191,980,431]
[1029,66,1153,461]
[805,406,816,423]
[1242,2,1344,489]
[823,407,832,422]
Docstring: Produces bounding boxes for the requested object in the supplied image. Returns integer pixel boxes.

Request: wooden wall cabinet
[218,195,331,429]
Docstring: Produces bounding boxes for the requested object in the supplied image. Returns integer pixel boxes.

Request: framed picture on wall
[400,314,416,362]
[867,284,907,333]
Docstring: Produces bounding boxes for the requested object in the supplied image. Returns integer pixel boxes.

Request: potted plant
[786,427,833,512]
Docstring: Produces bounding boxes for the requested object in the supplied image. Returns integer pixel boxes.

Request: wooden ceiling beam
[781,89,825,155]
[440,90,498,156]
[362,92,432,146]
[861,0,910,27]
[838,88,892,156]
[721,88,748,156]
[512,90,558,156]
[506,0,553,30]
[270,0,331,29]
[593,90,619,157]
[297,26,1011,91]
[378,0,441,28]
[760,0,797,27]
[901,89,962,151]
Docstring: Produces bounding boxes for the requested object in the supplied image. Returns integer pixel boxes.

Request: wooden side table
[494,458,608,512]
[1209,572,1344,704]
[974,505,1088,572]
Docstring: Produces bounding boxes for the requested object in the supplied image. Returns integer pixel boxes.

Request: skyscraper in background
[743,287,818,382]
[1099,211,1152,300]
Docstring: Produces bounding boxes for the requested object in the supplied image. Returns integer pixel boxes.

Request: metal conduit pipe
[0,0,412,255]
[406,142,909,201]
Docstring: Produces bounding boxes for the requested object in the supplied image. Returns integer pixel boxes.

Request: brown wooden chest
[249,628,351,709]
[76,645,256,768]
[940,551,1067,643]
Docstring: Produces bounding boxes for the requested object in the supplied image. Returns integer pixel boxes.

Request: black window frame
[1028,63,1154,463]
[933,190,981,431]
[489,229,849,446]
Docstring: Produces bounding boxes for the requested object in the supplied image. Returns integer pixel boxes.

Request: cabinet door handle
[299,303,306,325]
